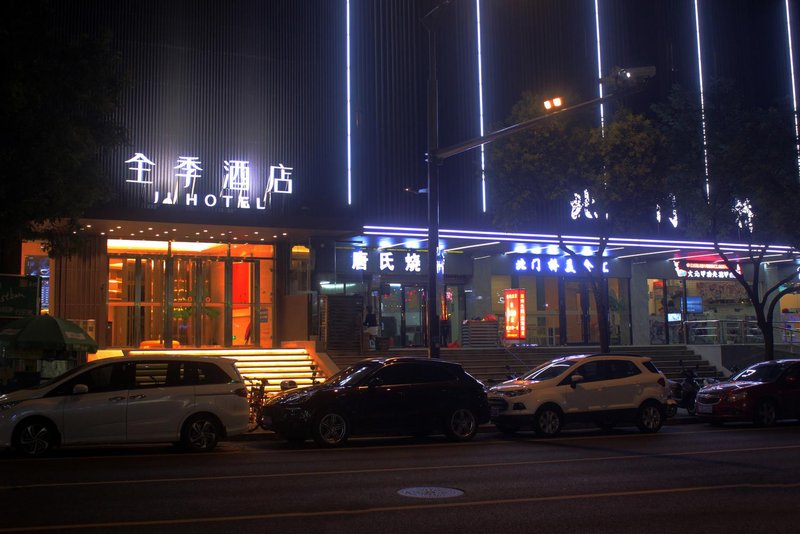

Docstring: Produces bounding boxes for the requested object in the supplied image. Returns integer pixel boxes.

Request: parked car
[0,355,250,456]
[695,359,800,426]
[488,353,669,436]
[261,357,490,447]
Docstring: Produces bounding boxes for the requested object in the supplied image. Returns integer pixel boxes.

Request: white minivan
[0,355,250,456]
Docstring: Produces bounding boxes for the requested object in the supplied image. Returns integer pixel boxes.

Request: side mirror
[72,384,89,395]
[570,375,584,389]
[280,380,297,391]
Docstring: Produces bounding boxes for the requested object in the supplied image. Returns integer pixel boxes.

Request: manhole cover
[397,487,464,499]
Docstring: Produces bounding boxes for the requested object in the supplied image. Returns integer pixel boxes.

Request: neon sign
[673,261,741,279]
[514,256,610,275]
[504,289,526,340]
[124,153,294,210]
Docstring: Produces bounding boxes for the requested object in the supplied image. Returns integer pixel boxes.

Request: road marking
[2,481,799,532]
[3,443,799,491]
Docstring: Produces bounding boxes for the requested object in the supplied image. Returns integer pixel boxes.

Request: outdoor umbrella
[0,315,98,353]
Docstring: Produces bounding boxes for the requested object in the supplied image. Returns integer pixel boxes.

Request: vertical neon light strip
[594,0,605,134]
[786,0,800,181]
[476,0,487,212]
[346,0,353,204]
[693,0,710,199]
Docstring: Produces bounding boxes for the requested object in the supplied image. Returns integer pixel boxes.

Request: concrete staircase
[326,345,723,385]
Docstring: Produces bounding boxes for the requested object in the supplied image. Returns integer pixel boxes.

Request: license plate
[696,403,712,414]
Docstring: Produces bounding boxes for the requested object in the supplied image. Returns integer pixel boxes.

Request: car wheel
[753,399,777,427]
[181,414,221,452]
[636,402,664,433]
[444,407,478,441]
[313,411,349,447]
[533,406,562,437]
[14,418,58,457]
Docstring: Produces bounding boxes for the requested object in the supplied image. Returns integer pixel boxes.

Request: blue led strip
[786,0,800,182]
[476,0,487,212]
[346,0,353,204]
[594,0,605,134]
[693,0,711,199]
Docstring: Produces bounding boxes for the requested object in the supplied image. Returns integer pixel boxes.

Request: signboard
[672,260,741,280]
[504,289,526,340]
[125,152,294,211]
[0,275,41,318]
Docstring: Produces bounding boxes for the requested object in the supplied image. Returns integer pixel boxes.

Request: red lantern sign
[504,289,526,340]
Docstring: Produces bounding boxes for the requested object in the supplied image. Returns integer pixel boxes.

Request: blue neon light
[346,0,352,205]
[476,0,487,212]
[786,0,800,181]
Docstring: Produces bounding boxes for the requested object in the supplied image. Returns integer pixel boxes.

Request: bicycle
[243,377,269,432]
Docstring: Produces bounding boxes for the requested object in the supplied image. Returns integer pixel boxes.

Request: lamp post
[420,1,652,358]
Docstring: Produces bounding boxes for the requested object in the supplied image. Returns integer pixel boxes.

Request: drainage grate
[397,487,464,499]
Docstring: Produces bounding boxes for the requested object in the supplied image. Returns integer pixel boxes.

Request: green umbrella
[0,315,98,353]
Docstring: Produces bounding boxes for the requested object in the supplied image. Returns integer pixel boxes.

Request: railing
[683,320,800,352]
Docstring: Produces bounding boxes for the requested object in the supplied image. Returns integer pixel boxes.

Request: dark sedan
[695,359,800,426]
[261,357,490,447]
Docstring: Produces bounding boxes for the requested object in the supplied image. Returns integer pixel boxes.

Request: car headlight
[0,400,21,411]
[500,388,532,398]
[725,391,748,403]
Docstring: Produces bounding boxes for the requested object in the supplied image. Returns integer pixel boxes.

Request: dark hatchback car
[695,359,800,426]
[261,357,490,447]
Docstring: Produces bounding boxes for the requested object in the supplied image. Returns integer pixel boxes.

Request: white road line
[2,481,799,532]
[3,443,799,491]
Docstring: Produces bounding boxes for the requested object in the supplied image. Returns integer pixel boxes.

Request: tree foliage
[0,0,127,261]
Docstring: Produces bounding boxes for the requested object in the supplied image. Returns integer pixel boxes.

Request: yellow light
[553,97,562,107]
[543,100,552,110]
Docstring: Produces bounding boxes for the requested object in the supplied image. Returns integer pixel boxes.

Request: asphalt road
[1,422,799,533]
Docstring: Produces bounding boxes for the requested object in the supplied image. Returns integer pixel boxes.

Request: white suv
[0,355,250,456]
[488,353,669,436]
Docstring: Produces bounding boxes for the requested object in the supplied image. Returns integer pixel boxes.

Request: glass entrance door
[403,285,426,347]
[563,280,598,344]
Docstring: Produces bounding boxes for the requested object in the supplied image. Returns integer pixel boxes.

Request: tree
[488,91,666,352]
[653,80,800,360]
[0,0,127,270]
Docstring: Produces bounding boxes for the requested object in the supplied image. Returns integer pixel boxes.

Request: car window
[733,363,783,383]
[571,361,605,383]
[606,360,641,379]
[196,362,233,384]
[132,361,172,388]
[522,362,574,381]
[47,362,128,396]
[374,364,418,385]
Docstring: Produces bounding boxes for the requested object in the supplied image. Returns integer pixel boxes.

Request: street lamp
[543,97,563,110]
[421,2,653,358]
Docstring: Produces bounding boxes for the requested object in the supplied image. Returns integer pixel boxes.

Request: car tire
[181,414,221,452]
[533,406,563,437]
[635,402,664,433]
[14,418,58,457]
[444,407,478,441]
[753,399,777,427]
[313,411,349,447]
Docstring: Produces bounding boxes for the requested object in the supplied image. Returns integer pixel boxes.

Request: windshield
[731,363,784,383]
[324,361,380,387]
[521,361,575,381]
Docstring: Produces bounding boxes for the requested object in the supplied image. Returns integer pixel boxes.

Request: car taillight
[657,377,665,387]
[234,388,249,398]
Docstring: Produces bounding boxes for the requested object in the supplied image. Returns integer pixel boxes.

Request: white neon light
[787,0,800,181]
[444,241,500,252]
[346,0,353,205]
[377,239,427,250]
[694,0,711,198]
[594,0,605,133]
[476,0,487,212]
[615,249,680,260]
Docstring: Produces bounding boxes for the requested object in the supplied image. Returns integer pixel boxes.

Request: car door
[777,363,800,417]
[354,363,418,434]
[125,360,194,442]
[600,360,644,411]
[559,360,608,414]
[56,361,129,445]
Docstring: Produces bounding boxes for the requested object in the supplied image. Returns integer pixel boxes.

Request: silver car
[0,355,249,456]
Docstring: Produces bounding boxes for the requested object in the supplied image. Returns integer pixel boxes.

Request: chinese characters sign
[504,289,526,340]
[350,250,443,274]
[513,256,610,275]
[125,152,294,210]
[672,261,741,279]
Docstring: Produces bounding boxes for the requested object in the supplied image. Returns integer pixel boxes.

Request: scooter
[667,363,718,416]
